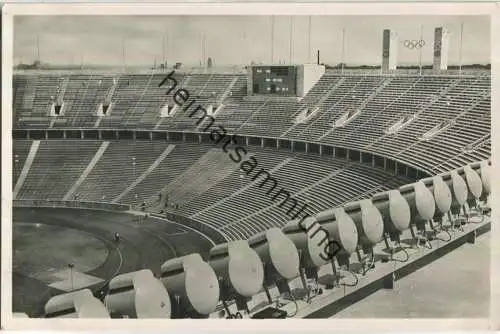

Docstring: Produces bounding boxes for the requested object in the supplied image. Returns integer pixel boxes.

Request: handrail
[13,199,130,211]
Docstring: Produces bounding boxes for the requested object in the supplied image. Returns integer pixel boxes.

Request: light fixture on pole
[68,263,75,291]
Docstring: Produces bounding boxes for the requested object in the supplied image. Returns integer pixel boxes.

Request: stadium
[9,15,491,319]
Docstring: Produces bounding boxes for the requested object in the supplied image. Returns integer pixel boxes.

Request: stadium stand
[13,71,491,175]
[11,68,491,319]
[12,139,410,239]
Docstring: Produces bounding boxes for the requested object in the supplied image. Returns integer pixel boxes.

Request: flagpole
[459,23,464,75]
[122,36,126,71]
[289,16,294,64]
[341,28,345,75]
[241,31,246,65]
[271,16,275,64]
[166,29,169,66]
[162,35,166,66]
[419,25,423,76]
[307,16,312,63]
[36,35,40,63]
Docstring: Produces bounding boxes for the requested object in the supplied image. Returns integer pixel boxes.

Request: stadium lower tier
[13,139,411,240]
[11,160,492,319]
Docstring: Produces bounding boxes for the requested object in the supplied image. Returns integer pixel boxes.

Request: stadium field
[12,207,214,317]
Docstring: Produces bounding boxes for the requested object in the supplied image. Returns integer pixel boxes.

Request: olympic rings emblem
[404,39,426,49]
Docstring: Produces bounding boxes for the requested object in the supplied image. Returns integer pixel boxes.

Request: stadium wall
[158,211,228,244]
[12,128,432,178]
[13,199,130,211]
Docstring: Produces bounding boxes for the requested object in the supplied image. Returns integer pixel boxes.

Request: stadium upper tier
[12,71,491,174]
[12,139,410,240]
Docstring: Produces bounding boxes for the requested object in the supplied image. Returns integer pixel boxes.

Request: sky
[13,15,490,67]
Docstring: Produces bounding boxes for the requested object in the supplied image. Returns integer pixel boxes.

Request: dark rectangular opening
[249,137,261,147]
[185,133,198,143]
[416,170,428,179]
[374,156,385,168]
[349,149,360,162]
[118,131,133,140]
[233,135,246,147]
[322,145,333,156]
[407,167,418,179]
[264,138,277,149]
[136,131,150,140]
[66,130,81,139]
[84,130,99,139]
[335,147,347,159]
[397,164,407,177]
[102,130,116,140]
[294,141,306,152]
[279,139,291,150]
[200,133,211,143]
[29,130,45,140]
[386,159,396,173]
[309,143,320,154]
[170,132,183,141]
[361,152,372,165]
[47,130,64,139]
[12,130,28,139]
[152,131,167,141]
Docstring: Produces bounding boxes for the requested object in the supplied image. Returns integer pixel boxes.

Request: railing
[12,127,434,178]
[13,199,130,211]
[156,210,228,244]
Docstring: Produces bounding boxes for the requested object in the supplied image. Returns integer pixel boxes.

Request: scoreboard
[247,64,325,98]
[250,66,297,96]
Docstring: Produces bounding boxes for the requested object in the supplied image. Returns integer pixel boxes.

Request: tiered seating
[14,75,60,128]
[99,75,154,128]
[214,100,266,132]
[12,71,491,173]
[404,96,491,172]
[188,150,291,229]
[120,143,208,206]
[283,75,344,138]
[181,148,411,240]
[73,140,168,202]
[12,140,32,187]
[319,76,423,148]
[156,74,238,131]
[157,148,240,206]
[16,140,101,200]
[53,75,114,128]
[237,100,299,137]
[218,159,408,240]
[222,75,247,104]
[12,138,413,241]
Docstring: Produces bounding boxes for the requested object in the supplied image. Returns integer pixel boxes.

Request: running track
[12,207,214,317]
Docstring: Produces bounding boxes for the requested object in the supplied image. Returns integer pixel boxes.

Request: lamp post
[14,154,19,185]
[68,263,75,291]
[132,156,137,200]
[239,169,245,188]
